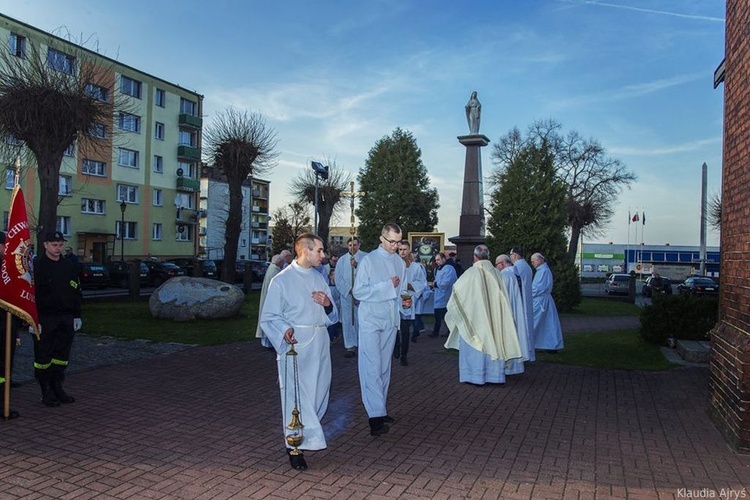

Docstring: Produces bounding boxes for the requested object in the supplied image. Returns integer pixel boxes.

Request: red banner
[0,185,40,337]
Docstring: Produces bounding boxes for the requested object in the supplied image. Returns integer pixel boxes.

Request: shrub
[639,294,718,345]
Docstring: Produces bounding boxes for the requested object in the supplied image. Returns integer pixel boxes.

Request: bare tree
[490,120,635,259]
[203,108,278,283]
[289,160,351,249]
[271,202,311,255]
[0,38,116,238]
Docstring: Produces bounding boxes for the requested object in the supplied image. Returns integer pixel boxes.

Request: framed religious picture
[408,232,444,282]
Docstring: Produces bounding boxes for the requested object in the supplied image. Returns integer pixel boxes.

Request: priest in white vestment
[495,254,532,372]
[510,246,535,362]
[530,253,564,351]
[444,245,522,385]
[352,223,407,436]
[260,234,338,471]
[256,253,283,349]
[335,237,367,358]
[394,240,427,366]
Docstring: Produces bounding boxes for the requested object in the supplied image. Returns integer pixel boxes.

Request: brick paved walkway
[1,317,748,499]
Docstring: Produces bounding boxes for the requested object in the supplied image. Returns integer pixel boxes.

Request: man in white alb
[335,237,367,358]
[260,233,338,471]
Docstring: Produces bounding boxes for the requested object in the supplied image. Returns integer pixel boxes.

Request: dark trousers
[432,307,447,336]
[394,319,413,359]
[414,315,424,334]
[33,314,75,379]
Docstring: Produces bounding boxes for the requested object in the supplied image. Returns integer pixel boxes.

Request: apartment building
[0,14,203,263]
[199,168,271,262]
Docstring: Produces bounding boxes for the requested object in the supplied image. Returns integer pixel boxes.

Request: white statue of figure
[465,91,481,134]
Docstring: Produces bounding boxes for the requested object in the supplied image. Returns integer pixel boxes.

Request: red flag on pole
[0,183,40,338]
[632,212,639,222]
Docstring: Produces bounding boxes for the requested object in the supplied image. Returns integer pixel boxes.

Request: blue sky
[4,0,725,247]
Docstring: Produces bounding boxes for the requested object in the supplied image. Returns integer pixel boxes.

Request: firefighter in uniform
[32,231,82,407]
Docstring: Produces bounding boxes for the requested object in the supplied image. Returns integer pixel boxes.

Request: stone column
[449,134,489,267]
[709,0,750,453]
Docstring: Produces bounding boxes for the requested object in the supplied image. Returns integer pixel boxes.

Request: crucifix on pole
[340,181,364,324]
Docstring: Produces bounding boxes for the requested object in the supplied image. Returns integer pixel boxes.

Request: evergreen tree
[486,141,581,311]
[356,128,439,249]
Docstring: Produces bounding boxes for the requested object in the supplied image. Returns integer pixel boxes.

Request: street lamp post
[120,200,127,261]
[310,161,329,235]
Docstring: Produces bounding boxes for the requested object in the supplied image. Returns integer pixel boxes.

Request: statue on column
[465,91,481,134]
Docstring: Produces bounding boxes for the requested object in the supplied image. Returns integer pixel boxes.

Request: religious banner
[409,232,444,282]
[0,184,40,337]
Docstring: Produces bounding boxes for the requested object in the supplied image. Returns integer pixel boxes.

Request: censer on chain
[285,343,304,455]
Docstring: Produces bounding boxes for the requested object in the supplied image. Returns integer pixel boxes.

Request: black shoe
[287,449,307,471]
[393,349,400,359]
[52,375,75,404]
[400,356,408,366]
[546,349,558,354]
[382,415,395,423]
[411,336,418,343]
[428,333,438,338]
[369,417,390,436]
[38,379,60,408]
[2,409,20,420]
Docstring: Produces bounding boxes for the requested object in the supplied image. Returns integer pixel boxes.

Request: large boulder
[149,277,244,321]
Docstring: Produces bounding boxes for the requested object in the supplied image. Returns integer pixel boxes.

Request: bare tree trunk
[221,181,244,284]
[34,150,64,239]
[568,222,583,261]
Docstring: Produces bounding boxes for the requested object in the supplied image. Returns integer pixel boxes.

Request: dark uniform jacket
[33,254,82,317]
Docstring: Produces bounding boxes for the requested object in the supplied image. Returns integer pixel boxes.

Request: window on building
[88,122,107,139]
[155,88,166,107]
[176,224,192,242]
[85,82,108,102]
[47,48,76,74]
[116,184,139,204]
[5,169,15,190]
[9,33,27,59]
[153,155,163,173]
[118,112,141,133]
[120,75,142,98]
[82,159,106,177]
[59,175,73,196]
[180,98,197,116]
[153,188,163,206]
[118,148,139,168]
[116,221,137,240]
[63,142,75,157]
[178,129,196,147]
[81,198,106,214]
[152,223,162,240]
[154,122,165,140]
[178,161,196,179]
[56,216,72,236]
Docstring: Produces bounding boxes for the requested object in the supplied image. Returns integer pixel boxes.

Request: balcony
[179,113,203,128]
[177,145,200,160]
[176,177,200,192]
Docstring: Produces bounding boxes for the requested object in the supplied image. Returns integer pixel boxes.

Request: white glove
[73,318,82,332]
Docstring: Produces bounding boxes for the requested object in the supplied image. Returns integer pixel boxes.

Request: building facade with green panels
[0,13,203,263]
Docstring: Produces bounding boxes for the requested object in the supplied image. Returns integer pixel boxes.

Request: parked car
[145,261,186,286]
[215,259,269,282]
[167,258,218,278]
[106,260,150,288]
[641,276,673,297]
[677,277,719,297]
[78,263,110,290]
[604,273,631,295]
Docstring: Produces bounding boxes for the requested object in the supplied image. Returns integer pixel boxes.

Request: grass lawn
[82,292,672,371]
[536,329,676,371]
[564,297,641,316]
[83,291,261,346]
